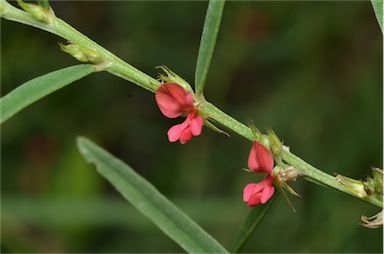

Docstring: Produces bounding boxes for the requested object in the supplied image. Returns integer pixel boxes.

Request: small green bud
[59,43,88,62]
[156,66,193,93]
[267,128,282,157]
[248,124,270,148]
[60,43,104,64]
[364,168,383,199]
[249,123,261,140]
[336,175,368,198]
[83,47,103,63]
[17,0,54,24]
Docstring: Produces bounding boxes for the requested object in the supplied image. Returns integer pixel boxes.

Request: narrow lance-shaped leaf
[371,0,383,32]
[77,136,229,254]
[195,0,225,95]
[231,195,277,253]
[0,64,95,124]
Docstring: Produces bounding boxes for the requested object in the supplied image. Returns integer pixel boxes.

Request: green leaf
[76,136,229,254]
[0,64,95,124]
[195,0,225,94]
[371,0,383,32]
[231,195,277,253]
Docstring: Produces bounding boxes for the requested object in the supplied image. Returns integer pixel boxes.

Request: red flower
[155,83,203,144]
[243,176,275,207]
[248,141,274,175]
[243,141,275,206]
[167,111,203,144]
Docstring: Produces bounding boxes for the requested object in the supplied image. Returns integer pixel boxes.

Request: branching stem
[1,0,381,208]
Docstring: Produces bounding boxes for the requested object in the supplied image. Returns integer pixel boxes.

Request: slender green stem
[199,101,254,141]
[1,1,382,208]
[0,0,159,92]
[281,152,383,208]
[201,102,382,208]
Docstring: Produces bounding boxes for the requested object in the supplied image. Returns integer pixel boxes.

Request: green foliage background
[1,1,383,253]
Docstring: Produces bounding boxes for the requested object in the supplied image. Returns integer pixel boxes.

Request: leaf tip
[76,136,92,160]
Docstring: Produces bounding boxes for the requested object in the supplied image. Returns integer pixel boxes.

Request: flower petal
[179,128,192,144]
[167,120,189,142]
[243,176,275,206]
[167,83,188,103]
[243,183,257,202]
[248,142,259,171]
[260,176,275,204]
[248,193,262,207]
[243,182,265,201]
[248,141,274,174]
[155,85,184,118]
[184,92,194,110]
[189,113,203,136]
[260,185,275,204]
[166,83,194,112]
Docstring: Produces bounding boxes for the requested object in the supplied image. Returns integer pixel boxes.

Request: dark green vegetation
[1,2,382,252]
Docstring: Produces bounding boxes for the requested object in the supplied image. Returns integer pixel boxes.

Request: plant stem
[281,151,383,208]
[1,0,382,208]
[0,0,160,92]
[202,103,382,208]
[199,101,254,141]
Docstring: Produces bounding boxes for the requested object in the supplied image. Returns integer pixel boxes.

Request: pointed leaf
[0,64,95,124]
[195,0,225,94]
[371,0,383,32]
[76,136,229,253]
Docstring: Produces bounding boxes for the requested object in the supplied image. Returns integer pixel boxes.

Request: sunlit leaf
[77,136,229,254]
[0,64,95,124]
[195,0,225,94]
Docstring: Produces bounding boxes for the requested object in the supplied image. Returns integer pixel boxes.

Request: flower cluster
[243,141,276,207]
[155,83,275,206]
[155,83,203,144]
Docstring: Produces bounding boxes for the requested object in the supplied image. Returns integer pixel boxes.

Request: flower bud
[336,175,368,198]
[17,0,54,24]
[364,168,383,199]
[249,124,262,141]
[267,128,282,157]
[59,43,103,64]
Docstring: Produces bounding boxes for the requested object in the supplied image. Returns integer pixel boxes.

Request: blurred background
[1,1,383,253]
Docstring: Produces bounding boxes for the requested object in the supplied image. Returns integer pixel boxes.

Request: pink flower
[155,83,203,144]
[167,111,203,144]
[248,141,274,175]
[243,176,275,207]
[155,83,194,118]
[242,141,275,206]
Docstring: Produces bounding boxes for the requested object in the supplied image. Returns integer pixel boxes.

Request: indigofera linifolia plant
[1,0,383,252]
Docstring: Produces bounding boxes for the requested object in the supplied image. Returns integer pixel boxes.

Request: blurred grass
[1,1,382,253]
